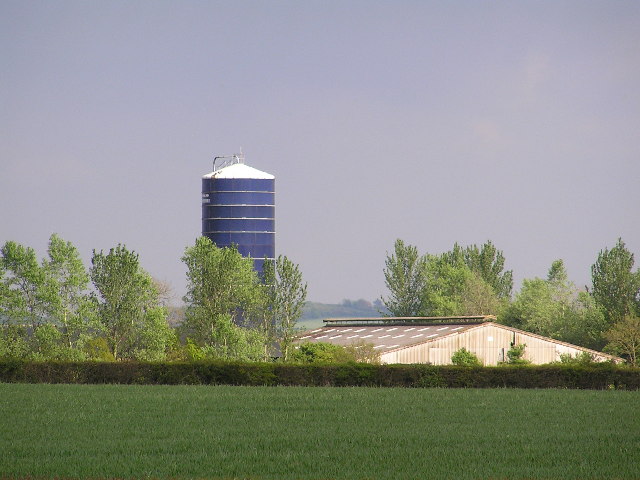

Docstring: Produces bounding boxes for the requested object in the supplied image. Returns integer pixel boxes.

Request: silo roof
[203,163,274,180]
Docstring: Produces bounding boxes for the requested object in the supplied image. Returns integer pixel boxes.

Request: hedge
[1,360,640,389]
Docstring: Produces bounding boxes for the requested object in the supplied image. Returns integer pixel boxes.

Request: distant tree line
[381,238,640,364]
[300,299,386,322]
[0,235,308,363]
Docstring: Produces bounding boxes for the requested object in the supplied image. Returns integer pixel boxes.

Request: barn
[296,316,620,365]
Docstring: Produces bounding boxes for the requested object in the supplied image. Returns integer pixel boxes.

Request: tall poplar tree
[381,239,426,316]
[43,234,94,347]
[262,255,307,361]
[591,238,640,324]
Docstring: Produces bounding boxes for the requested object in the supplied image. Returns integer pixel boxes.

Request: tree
[0,241,48,329]
[381,240,507,318]
[459,271,502,316]
[591,238,640,324]
[604,315,640,366]
[502,277,557,335]
[463,241,513,299]
[181,237,265,358]
[90,244,171,360]
[421,254,472,316]
[421,250,503,317]
[500,260,607,350]
[381,239,426,316]
[0,260,9,322]
[42,234,94,349]
[262,255,308,361]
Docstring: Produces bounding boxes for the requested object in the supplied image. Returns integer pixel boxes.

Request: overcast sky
[1,1,639,304]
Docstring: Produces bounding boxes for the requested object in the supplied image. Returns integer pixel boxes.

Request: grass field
[1,384,639,479]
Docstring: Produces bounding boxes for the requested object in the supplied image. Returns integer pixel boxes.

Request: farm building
[296,316,620,365]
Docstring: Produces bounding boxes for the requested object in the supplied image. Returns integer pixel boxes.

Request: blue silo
[202,154,275,274]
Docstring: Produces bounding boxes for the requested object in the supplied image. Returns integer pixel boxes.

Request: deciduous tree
[262,255,308,361]
[90,244,171,360]
[500,260,607,349]
[422,254,472,316]
[181,237,265,359]
[43,234,94,348]
[463,241,513,299]
[604,315,640,366]
[591,238,640,324]
[381,239,426,316]
[0,241,48,329]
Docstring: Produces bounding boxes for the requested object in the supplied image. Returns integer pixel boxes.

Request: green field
[1,384,639,479]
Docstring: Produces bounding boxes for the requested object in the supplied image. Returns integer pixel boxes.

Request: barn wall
[380,324,611,365]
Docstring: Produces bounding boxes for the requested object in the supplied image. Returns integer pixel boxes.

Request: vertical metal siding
[380,324,612,365]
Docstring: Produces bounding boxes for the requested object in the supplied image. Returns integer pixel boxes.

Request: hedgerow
[1,360,639,389]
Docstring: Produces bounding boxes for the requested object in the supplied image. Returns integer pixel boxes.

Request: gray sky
[1,1,639,304]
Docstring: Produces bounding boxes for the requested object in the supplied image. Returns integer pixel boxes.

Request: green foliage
[506,343,529,364]
[0,325,30,359]
[558,352,596,365]
[462,240,513,298]
[262,255,308,361]
[499,260,607,350]
[343,341,381,364]
[291,342,355,363]
[289,341,379,365]
[0,240,48,329]
[184,338,205,361]
[422,254,472,316]
[381,239,427,316]
[382,239,507,318]
[0,360,639,390]
[200,314,267,361]
[43,233,96,348]
[591,238,640,324]
[82,336,116,361]
[501,277,557,333]
[451,347,482,366]
[91,244,170,360]
[604,315,640,366]
[181,237,264,348]
[0,235,98,361]
[130,305,174,361]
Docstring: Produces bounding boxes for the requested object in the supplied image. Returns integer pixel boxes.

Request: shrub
[343,341,380,364]
[451,348,482,367]
[83,337,115,362]
[0,325,30,359]
[290,342,354,363]
[506,343,529,364]
[558,352,596,365]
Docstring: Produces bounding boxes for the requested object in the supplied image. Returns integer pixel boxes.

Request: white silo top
[202,163,274,179]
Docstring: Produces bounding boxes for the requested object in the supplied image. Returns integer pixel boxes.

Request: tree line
[0,234,308,362]
[3,234,639,365]
[381,238,640,363]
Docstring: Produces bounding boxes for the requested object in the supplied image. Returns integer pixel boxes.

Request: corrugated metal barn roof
[298,323,480,352]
